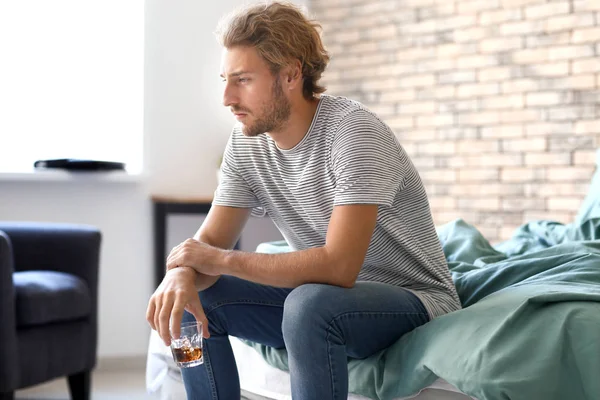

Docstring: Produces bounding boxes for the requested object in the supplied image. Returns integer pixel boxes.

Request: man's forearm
[193,233,225,291]
[219,247,354,288]
[194,272,220,291]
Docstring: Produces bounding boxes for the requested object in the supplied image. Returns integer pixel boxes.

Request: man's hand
[166,238,223,276]
[146,267,210,346]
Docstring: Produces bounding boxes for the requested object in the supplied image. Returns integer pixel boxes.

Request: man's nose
[222,82,238,108]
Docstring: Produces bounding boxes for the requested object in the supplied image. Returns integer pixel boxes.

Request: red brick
[544,13,595,33]
[524,210,573,223]
[478,67,518,82]
[500,109,542,123]
[380,90,416,103]
[458,168,501,182]
[501,167,546,182]
[457,83,500,98]
[398,101,437,115]
[571,27,600,44]
[548,45,595,61]
[585,118,600,135]
[502,197,546,211]
[500,20,545,36]
[429,196,457,209]
[457,140,501,154]
[459,112,502,126]
[454,27,489,43]
[502,138,547,152]
[481,125,525,138]
[417,141,457,155]
[482,94,525,110]
[433,211,465,225]
[547,197,583,211]
[526,122,573,136]
[398,74,436,88]
[416,114,455,128]
[524,2,570,19]
[458,197,500,211]
[526,91,572,106]
[420,169,458,182]
[525,182,591,196]
[480,8,523,25]
[525,153,571,166]
[480,37,524,53]
[502,79,540,93]
[574,150,599,165]
[500,225,525,240]
[545,166,596,181]
[571,58,600,74]
[451,183,525,196]
[526,62,570,77]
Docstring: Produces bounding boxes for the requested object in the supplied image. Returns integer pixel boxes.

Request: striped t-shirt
[213,94,461,319]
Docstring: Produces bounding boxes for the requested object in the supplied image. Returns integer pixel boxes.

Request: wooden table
[152,196,213,288]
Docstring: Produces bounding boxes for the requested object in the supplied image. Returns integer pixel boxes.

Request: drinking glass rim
[180,321,203,329]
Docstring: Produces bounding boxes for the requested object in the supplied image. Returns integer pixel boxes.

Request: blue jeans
[181,276,429,400]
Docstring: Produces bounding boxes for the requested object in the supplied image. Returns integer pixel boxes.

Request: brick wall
[310,0,600,242]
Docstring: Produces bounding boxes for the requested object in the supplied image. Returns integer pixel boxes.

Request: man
[146,2,461,399]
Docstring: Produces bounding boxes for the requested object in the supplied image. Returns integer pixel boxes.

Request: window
[0,1,144,173]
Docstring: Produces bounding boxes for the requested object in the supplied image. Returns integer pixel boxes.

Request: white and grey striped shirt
[213,94,461,319]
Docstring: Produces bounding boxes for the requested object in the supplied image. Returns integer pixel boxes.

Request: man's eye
[238,78,249,83]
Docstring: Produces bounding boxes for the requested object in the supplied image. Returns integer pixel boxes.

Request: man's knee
[195,277,235,336]
[282,284,340,339]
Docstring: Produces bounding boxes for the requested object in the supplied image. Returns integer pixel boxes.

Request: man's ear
[283,60,303,89]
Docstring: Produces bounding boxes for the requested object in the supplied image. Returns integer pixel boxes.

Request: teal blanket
[247,167,600,400]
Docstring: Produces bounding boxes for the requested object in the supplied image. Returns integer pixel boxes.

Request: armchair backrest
[0,230,19,390]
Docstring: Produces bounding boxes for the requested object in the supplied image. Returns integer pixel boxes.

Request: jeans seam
[326,329,338,400]
[324,310,428,400]
[205,299,284,314]
[202,339,219,400]
[330,310,429,320]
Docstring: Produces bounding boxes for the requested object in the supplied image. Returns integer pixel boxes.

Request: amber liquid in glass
[172,346,203,363]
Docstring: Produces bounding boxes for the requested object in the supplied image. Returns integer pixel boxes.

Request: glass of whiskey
[170,321,203,368]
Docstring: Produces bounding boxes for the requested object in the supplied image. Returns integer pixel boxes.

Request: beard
[238,76,291,137]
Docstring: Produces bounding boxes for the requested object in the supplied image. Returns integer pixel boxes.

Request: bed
[146,331,474,400]
[146,151,600,400]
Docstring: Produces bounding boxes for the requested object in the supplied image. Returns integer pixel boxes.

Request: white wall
[145,0,249,198]
[0,0,306,359]
[145,0,308,197]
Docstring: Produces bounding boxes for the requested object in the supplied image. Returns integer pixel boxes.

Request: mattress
[146,330,476,400]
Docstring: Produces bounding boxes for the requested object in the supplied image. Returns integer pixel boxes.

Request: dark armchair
[0,222,101,400]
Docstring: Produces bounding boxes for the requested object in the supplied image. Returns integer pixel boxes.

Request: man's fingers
[166,250,179,271]
[146,298,157,330]
[153,295,163,337]
[170,297,186,340]
[188,300,210,339]
[158,295,175,346]
[167,247,187,271]
[166,244,183,271]
[153,294,164,336]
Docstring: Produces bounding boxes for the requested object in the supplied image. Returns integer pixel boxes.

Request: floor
[15,369,151,400]
[14,368,267,400]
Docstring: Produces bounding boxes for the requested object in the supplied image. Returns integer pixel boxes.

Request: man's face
[220,46,291,137]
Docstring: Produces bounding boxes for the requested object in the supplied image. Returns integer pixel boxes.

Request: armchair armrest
[0,230,19,391]
[0,222,101,290]
[0,222,102,352]
[0,222,102,390]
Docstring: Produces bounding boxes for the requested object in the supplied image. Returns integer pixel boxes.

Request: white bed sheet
[146,330,475,400]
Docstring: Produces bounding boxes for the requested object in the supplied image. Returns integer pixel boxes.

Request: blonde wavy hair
[215,1,330,100]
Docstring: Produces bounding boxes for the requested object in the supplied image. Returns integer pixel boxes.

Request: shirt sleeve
[212,132,263,214]
[331,110,406,208]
